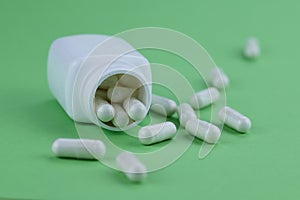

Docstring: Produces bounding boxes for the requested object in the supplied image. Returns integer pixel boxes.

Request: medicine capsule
[52,138,106,159]
[218,106,251,133]
[99,75,119,89]
[244,37,260,59]
[210,67,229,89]
[112,104,130,128]
[189,87,220,109]
[118,74,141,88]
[177,103,197,127]
[150,95,177,117]
[185,118,221,144]
[138,122,177,145]
[107,86,134,103]
[123,97,147,121]
[116,151,147,182]
[95,98,115,122]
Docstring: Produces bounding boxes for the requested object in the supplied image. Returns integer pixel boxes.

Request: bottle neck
[73,54,152,131]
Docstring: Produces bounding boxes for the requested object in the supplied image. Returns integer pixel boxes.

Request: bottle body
[47,34,152,131]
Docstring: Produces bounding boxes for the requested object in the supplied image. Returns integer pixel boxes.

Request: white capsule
[137,87,147,102]
[150,95,177,117]
[99,75,119,89]
[95,98,115,122]
[210,67,229,89]
[118,74,141,88]
[190,87,220,109]
[218,106,251,133]
[185,118,221,144]
[138,122,177,145]
[112,104,130,128]
[52,138,106,159]
[177,103,197,127]
[107,86,134,103]
[244,37,260,59]
[123,97,147,121]
[116,151,147,182]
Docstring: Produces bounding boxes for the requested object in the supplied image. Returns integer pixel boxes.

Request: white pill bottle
[47,34,152,131]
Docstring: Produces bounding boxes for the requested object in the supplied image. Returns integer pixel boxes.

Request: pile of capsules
[52,38,259,182]
[93,73,148,128]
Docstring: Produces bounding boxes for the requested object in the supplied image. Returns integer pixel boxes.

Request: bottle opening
[93,73,149,130]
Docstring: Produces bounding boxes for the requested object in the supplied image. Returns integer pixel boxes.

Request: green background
[1,0,299,199]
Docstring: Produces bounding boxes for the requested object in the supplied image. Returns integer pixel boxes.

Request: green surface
[1,0,300,199]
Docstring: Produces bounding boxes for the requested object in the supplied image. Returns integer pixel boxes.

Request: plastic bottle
[47,34,152,131]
